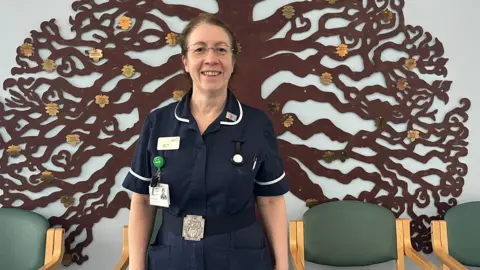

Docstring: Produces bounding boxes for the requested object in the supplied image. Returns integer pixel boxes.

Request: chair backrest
[303,200,397,266]
[0,208,50,270]
[444,201,480,267]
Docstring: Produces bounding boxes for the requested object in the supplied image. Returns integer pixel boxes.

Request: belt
[162,207,256,241]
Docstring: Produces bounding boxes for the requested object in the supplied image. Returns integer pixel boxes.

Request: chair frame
[39,227,65,270]
[289,218,437,270]
[431,220,468,270]
[114,225,129,270]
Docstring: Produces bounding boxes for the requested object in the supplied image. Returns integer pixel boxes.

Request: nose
[203,48,219,65]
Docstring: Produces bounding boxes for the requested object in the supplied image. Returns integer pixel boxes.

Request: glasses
[185,44,234,58]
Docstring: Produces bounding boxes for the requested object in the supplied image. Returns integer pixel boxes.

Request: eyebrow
[191,41,229,46]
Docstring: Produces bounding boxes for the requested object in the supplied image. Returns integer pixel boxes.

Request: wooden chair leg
[289,220,304,270]
[40,228,65,270]
[395,219,405,270]
[431,221,467,270]
[114,225,129,270]
[400,219,438,270]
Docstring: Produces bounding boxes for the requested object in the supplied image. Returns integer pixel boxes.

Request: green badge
[153,156,165,169]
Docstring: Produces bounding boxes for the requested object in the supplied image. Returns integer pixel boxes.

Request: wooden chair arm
[431,220,467,270]
[39,228,65,270]
[114,225,129,270]
[289,220,305,270]
[401,219,438,270]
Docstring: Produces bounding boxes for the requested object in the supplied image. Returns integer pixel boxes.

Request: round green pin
[153,156,165,169]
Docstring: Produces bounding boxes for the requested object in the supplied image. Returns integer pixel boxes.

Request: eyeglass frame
[183,43,237,58]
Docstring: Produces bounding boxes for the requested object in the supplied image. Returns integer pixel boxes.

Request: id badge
[149,183,170,208]
[157,136,180,150]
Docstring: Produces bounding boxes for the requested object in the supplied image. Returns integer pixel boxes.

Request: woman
[122,13,290,270]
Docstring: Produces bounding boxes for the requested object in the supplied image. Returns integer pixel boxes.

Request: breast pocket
[226,140,259,208]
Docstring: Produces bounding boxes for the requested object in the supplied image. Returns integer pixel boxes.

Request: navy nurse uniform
[122,89,289,270]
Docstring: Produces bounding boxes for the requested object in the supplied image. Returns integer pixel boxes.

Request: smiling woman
[122,13,290,270]
[179,13,240,91]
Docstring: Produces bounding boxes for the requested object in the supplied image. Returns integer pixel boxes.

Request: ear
[182,55,189,73]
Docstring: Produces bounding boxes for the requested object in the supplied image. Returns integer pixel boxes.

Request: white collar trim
[174,98,243,126]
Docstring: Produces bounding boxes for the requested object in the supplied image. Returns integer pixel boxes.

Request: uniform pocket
[147,244,171,270]
[229,247,272,270]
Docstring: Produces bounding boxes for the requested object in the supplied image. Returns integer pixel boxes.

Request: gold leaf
[320,72,333,85]
[322,151,336,163]
[122,64,135,78]
[42,59,56,72]
[268,102,280,114]
[281,114,294,128]
[62,253,73,266]
[6,145,21,157]
[41,171,53,177]
[118,16,132,30]
[95,95,109,108]
[41,171,54,185]
[172,90,186,101]
[326,0,337,3]
[66,134,80,146]
[306,198,320,208]
[282,5,295,19]
[89,49,103,62]
[60,196,74,208]
[165,33,177,46]
[397,78,409,91]
[405,58,417,70]
[336,44,348,57]
[381,9,393,22]
[45,103,59,116]
[20,43,34,57]
[62,253,79,267]
[407,129,420,142]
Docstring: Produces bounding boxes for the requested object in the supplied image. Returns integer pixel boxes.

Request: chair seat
[0,208,65,270]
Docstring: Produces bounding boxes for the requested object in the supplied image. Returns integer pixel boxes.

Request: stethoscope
[231,140,244,166]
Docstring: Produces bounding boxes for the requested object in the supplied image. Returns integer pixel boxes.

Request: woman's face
[182,23,235,95]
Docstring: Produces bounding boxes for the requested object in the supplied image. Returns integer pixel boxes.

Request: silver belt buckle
[182,215,205,241]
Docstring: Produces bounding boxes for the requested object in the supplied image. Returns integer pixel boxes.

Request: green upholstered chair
[289,200,437,270]
[431,201,480,270]
[0,208,65,270]
[115,208,163,270]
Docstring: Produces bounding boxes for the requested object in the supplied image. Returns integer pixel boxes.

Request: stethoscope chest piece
[231,140,244,166]
[232,153,243,165]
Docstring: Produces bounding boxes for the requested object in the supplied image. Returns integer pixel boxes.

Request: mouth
[201,71,222,77]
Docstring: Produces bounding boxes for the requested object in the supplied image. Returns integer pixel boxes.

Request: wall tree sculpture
[0,0,470,265]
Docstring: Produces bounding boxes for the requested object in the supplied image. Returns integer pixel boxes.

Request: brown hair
[179,13,239,87]
[180,13,239,57]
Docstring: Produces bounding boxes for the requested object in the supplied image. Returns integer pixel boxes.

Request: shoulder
[239,101,273,128]
[143,100,179,124]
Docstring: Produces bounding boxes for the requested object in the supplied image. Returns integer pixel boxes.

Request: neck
[190,87,227,118]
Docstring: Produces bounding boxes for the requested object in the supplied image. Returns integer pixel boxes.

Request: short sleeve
[254,115,289,196]
[122,116,153,195]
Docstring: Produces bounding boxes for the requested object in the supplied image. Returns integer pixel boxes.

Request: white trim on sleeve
[255,171,285,186]
[129,169,152,182]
